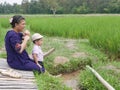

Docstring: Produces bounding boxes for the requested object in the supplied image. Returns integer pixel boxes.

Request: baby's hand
[24,30,30,36]
[37,63,42,68]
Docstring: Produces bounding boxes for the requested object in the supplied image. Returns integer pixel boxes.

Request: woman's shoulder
[6,30,15,35]
[6,30,17,37]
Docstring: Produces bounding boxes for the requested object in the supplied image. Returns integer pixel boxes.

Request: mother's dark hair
[10,15,25,28]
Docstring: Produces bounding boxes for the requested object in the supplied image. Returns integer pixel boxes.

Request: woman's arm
[19,30,30,53]
[19,35,30,53]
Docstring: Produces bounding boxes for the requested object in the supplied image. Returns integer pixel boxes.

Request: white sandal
[0,69,22,78]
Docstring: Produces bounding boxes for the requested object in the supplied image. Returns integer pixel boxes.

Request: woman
[5,15,41,72]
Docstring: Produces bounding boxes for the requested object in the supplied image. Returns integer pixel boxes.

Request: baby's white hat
[32,33,43,41]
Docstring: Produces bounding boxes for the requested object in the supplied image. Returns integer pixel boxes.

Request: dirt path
[101,65,120,74]
[61,70,80,90]
[54,39,88,90]
[66,40,77,50]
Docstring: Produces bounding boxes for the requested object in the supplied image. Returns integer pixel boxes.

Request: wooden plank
[0,86,37,89]
[44,48,55,58]
[1,89,37,90]
[0,81,35,84]
[0,78,35,81]
[0,83,36,86]
[0,75,35,79]
[0,59,38,90]
[2,88,36,90]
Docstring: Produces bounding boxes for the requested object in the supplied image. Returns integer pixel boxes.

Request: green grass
[40,36,120,90]
[79,62,120,90]
[35,73,71,90]
[27,36,92,75]
[0,27,5,48]
[0,17,10,28]
[0,52,7,58]
[77,41,120,90]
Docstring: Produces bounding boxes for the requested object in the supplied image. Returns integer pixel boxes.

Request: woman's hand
[19,35,30,53]
[24,35,30,41]
[24,30,30,36]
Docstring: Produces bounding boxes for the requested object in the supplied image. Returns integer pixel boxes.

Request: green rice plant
[27,16,96,38]
[0,17,10,28]
[89,29,120,58]
[0,27,8,48]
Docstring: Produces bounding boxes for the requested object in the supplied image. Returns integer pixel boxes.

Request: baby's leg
[38,61,45,73]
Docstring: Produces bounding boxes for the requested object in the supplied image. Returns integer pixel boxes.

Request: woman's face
[15,20,26,32]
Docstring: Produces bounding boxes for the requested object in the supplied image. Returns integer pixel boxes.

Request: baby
[32,33,61,77]
[32,33,45,73]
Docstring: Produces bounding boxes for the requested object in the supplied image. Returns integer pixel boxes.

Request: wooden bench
[0,58,38,90]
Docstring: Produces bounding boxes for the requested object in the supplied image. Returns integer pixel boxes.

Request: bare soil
[54,56,70,66]
[61,70,80,90]
[72,52,88,58]
[101,65,120,74]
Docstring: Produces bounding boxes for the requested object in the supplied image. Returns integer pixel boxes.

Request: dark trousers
[38,61,45,73]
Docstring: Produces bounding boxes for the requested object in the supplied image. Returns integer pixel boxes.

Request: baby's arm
[33,54,42,68]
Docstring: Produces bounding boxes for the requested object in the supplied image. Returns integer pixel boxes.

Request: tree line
[0,0,120,14]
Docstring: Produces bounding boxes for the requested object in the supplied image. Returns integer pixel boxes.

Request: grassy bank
[76,41,120,90]
[79,61,120,90]
[35,73,71,90]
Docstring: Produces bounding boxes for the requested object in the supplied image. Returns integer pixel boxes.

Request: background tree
[0,0,120,14]
[45,0,59,15]
[21,0,30,14]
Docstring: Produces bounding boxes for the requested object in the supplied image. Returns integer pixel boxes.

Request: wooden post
[44,48,55,58]
[86,65,115,90]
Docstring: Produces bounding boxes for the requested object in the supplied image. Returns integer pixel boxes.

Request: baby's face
[37,38,43,46]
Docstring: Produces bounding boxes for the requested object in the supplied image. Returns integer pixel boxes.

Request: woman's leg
[9,60,41,72]
[22,61,41,72]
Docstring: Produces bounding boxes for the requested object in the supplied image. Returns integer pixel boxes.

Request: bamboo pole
[86,65,115,90]
[43,48,55,58]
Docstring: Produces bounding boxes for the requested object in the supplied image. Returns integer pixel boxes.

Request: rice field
[0,15,120,90]
[1,15,120,58]
[28,16,120,59]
